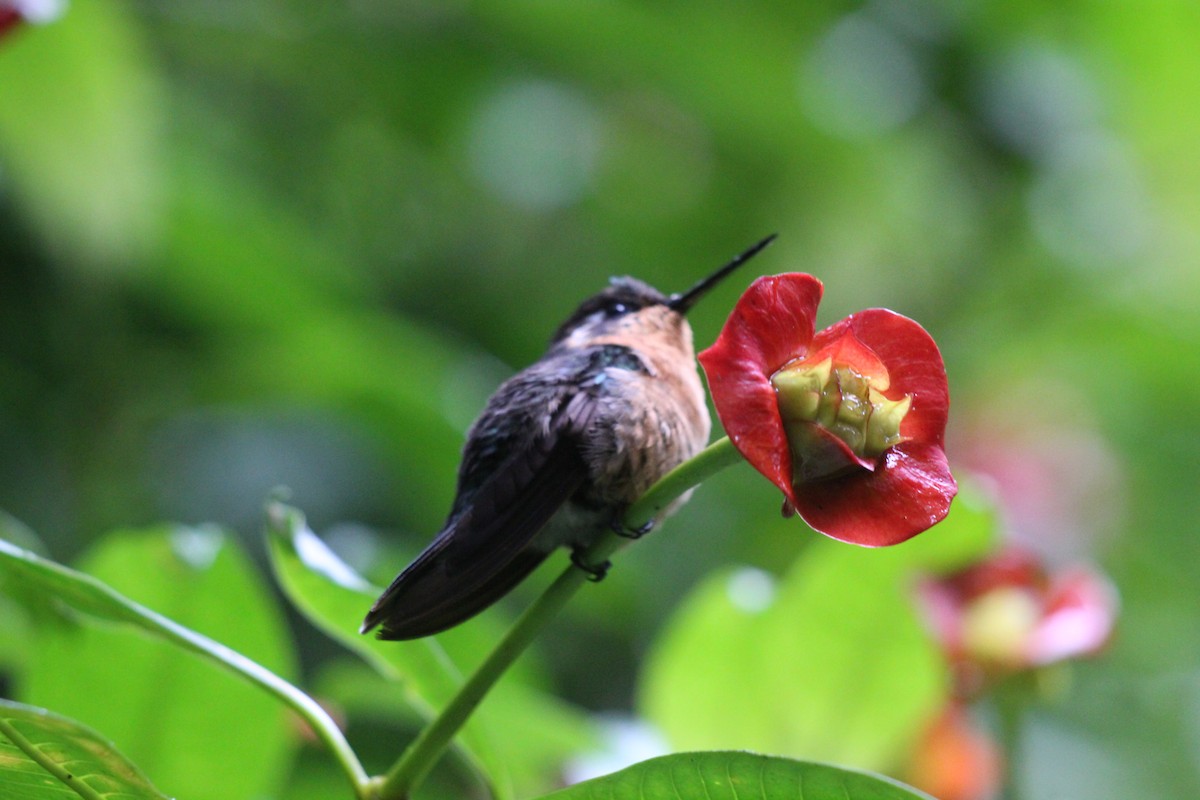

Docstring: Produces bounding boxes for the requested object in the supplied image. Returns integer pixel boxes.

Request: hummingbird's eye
[603,298,644,317]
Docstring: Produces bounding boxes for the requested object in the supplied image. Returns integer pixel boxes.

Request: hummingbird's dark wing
[359,437,586,639]
[361,350,625,640]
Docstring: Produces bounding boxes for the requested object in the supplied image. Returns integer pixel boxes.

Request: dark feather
[361,437,587,639]
[361,349,624,640]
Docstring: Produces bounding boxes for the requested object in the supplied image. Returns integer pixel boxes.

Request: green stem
[373,436,744,800]
[140,583,373,798]
[625,435,743,530]
[0,535,371,800]
[992,673,1034,800]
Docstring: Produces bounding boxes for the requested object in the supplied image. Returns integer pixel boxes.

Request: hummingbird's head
[550,277,680,350]
[550,235,778,353]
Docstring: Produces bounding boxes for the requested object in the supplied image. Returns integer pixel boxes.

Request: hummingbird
[361,235,776,640]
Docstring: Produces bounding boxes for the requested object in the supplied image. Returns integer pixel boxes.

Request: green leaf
[0,530,366,798]
[267,501,594,799]
[538,751,936,800]
[0,513,46,557]
[0,514,42,680]
[315,657,597,800]
[264,502,506,793]
[0,698,169,800]
[21,527,295,800]
[640,492,997,772]
[0,537,155,629]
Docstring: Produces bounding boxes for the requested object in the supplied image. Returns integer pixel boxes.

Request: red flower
[919,548,1117,686]
[698,273,956,545]
[0,2,64,40]
[0,7,21,36]
[906,702,1001,800]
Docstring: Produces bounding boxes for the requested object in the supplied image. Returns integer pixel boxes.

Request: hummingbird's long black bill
[667,233,777,314]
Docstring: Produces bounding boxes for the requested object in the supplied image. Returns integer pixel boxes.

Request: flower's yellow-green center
[772,358,911,480]
[961,587,1041,667]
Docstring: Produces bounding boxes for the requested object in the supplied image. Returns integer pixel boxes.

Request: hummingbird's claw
[610,514,654,540]
[570,550,611,582]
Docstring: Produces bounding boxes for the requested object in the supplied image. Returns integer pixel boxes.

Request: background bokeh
[2,2,1199,798]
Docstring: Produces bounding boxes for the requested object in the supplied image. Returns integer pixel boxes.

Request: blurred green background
[1,1,1199,798]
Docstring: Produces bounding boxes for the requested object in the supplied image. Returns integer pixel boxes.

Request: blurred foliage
[640,493,995,772]
[2,1,1200,798]
[265,502,597,796]
[16,527,296,800]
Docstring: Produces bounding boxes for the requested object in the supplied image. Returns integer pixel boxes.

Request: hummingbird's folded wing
[361,391,600,640]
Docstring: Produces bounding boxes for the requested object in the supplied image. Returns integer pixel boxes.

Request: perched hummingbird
[361,236,775,640]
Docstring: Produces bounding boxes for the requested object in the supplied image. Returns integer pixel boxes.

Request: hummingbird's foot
[570,550,611,582]
[610,515,655,540]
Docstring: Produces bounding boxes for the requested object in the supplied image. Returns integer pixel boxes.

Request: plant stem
[146,581,373,798]
[0,533,372,800]
[992,673,1033,800]
[373,436,744,800]
[625,435,743,530]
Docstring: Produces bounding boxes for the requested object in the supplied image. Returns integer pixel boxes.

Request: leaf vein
[0,714,106,800]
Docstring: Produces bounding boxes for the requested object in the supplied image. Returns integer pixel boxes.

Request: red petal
[786,418,877,482]
[801,323,890,384]
[791,440,957,546]
[789,309,955,545]
[1026,568,1117,665]
[941,548,1046,602]
[698,273,824,504]
[0,10,22,36]
[825,308,951,445]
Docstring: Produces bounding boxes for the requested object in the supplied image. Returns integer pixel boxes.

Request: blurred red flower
[907,702,1001,800]
[698,272,956,546]
[919,547,1117,691]
[0,7,21,36]
[0,1,64,40]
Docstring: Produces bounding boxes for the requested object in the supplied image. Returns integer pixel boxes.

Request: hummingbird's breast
[575,334,711,509]
[536,344,709,553]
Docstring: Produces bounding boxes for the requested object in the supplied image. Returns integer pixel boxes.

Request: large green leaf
[265,503,464,709]
[0,698,169,800]
[640,491,996,772]
[265,502,596,798]
[264,503,501,790]
[539,751,936,800]
[17,527,296,800]
[0,529,364,799]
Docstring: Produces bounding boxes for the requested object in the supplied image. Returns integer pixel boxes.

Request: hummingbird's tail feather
[361,427,591,640]
[362,545,552,640]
